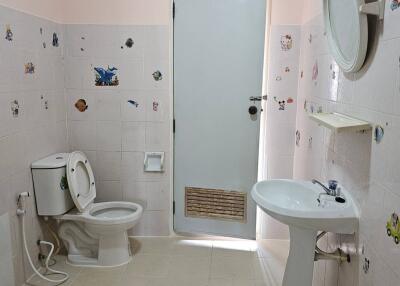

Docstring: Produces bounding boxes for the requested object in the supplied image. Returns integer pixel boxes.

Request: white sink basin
[251,179,359,286]
[251,179,359,234]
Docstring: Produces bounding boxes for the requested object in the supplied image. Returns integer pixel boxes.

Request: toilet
[31,151,143,267]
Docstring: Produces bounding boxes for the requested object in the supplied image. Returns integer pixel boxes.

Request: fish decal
[94,66,119,86]
[127,100,139,107]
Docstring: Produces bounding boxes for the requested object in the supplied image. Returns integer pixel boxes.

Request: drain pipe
[314,231,350,263]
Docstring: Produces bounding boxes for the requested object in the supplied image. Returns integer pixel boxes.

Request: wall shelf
[309,112,372,132]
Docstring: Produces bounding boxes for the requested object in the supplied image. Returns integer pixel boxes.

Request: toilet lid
[66,151,96,212]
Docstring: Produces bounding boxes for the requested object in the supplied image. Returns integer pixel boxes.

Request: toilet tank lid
[31,153,70,169]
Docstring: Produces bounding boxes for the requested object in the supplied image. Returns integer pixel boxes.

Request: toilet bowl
[31,151,143,268]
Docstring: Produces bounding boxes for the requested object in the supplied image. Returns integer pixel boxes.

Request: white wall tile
[122,122,146,151]
[68,120,96,150]
[96,121,121,151]
[95,151,121,181]
[145,122,170,151]
[94,90,121,121]
[95,180,122,202]
[121,91,147,122]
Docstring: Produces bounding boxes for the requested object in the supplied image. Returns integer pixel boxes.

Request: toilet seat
[61,201,143,225]
[65,151,143,224]
[67,151,96,212]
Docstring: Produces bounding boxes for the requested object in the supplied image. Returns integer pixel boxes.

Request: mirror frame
[323,0,368,73]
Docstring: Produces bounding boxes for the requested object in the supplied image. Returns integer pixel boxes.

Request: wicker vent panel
[185,187,246,222]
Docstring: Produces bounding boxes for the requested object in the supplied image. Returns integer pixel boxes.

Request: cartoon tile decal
[24,62,35,74]
[308,34,312,44]
[94,66,119,86]
[295,130,301,147]
[374,125,384,143]
[386,212,400,244]
[52,32,59,47]
[363,258,370,274]
[80,36,85,52]
[5,24,13,41]
[152,70,163,81]
[273,96,293,111]
[273,97,286,110]
[75,99,88,112]
[43,42,46,49]
[125,38,134,48]
[391,0,400,11]
[127,100,139,107]
[312,60,318,81]
[11,100,19,118]
[153,101,159,112]
[285,66,290,73]
[276,76,282,81]
[41,95,49,110]
[280,34,293,51]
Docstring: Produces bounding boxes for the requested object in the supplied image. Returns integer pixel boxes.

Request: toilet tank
[31,153,75,216]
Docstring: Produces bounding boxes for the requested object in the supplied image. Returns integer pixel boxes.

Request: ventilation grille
[185,187,246,222]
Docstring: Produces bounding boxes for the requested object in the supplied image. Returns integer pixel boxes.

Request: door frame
[168,0,175,236]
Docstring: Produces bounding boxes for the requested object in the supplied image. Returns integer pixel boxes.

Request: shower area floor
[26,237,289,286]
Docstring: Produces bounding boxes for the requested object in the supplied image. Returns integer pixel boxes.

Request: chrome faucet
[312,179,336,196]
[313,179,340,205]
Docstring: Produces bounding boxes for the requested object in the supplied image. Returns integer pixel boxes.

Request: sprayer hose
[21,215,69,283]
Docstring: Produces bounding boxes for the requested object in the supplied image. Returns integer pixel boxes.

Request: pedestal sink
[251,180,359,286]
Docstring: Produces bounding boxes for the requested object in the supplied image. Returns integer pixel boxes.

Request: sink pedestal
[283,226,317,286]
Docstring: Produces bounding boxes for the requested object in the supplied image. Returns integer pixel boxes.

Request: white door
[173,0,266,239]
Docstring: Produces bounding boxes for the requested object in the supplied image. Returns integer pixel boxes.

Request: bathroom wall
[294,0,400,285]
[0,3,171,285]
[270,0,304,25]
[64,24,171,236]
[0,0,63,22]
[259,24,301,239]
[59,0,170,25]
[0,0,171,25]
[0,5,67,285]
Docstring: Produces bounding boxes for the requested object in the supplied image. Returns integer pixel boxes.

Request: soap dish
[144,152,165,172]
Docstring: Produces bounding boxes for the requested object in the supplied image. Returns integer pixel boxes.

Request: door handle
[249,96,262,101]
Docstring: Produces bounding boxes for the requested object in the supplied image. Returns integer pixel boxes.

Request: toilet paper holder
[144,152,165,172]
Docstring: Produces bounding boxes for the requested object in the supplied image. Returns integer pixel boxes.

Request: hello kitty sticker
[280,35,293,51]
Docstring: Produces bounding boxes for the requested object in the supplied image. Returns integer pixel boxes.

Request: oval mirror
[323,0,368,73]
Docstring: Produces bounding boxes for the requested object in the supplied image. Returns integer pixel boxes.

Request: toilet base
[59,221,133,268]
[66,254,132,268]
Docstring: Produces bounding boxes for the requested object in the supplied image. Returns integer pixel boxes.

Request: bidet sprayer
[16,192,30,216]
